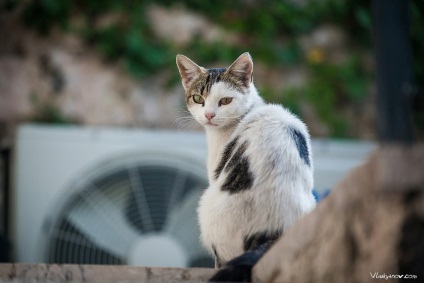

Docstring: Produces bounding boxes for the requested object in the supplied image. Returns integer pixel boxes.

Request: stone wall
[253,145,424,283]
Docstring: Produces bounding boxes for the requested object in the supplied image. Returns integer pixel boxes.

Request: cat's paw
[209,264,252,282]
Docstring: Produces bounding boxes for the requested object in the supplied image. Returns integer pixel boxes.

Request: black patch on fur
[244,231,282,252]
[288,126,310,166]
[208,68,226,80]
[225,141,248,171]
[210,232,280,282]
[216,74,221,82]
[221,141,254,193]
[214,136,239,180]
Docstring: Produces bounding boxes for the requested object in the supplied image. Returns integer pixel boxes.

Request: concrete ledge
[0,263,215,283]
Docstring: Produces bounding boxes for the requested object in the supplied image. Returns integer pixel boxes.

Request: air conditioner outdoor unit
[12,124,212,267]
[11,124,375,266]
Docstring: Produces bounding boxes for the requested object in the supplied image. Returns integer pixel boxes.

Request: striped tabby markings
[187,68,226,104]
[187,66,247,104]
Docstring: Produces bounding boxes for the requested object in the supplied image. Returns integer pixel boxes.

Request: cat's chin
[203,123,237,131]
[204,122,219,128]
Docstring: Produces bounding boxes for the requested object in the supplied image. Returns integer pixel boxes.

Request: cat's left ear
[176,54,204,91]
[226,52,253,88]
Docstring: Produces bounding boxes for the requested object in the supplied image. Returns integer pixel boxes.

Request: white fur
[178,54,316,265]
[194,83,315,264]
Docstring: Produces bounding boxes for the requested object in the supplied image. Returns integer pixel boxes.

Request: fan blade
[164,188,208,259]
[67,187,140,259]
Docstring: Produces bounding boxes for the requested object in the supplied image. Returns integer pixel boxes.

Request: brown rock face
[253,145,424,283]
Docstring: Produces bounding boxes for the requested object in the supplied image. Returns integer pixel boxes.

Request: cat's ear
[176,54,204,91]
[226,52,253,88]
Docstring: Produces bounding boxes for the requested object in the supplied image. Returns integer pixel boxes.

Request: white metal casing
[12,124,208,263]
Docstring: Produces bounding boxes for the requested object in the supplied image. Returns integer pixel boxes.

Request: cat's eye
[219,97,233,106]
[192,95,205,104]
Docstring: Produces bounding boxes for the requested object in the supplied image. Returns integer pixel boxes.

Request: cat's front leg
[213,245,222,269]
[214,257,221,269]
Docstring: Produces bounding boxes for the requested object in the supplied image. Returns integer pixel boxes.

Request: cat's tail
[209,236,278,282]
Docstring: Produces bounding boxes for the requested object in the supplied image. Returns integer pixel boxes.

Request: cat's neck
[205,125,236,150]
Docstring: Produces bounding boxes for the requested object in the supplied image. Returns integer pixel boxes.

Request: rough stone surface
[253,145,424,283]
[0,14,186,132]
[0,8,376,140]
[0,263,215,283]
[147,4,238,47]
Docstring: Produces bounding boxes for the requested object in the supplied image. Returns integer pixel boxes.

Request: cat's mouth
[205,121,218,127]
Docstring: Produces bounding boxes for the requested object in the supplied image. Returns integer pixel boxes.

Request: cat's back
[238,103,309,138]
[201,103,315,262]
[234,103,312,173]
[212,102,314,200]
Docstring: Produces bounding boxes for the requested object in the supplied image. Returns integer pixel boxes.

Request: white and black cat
[176,52,316,282]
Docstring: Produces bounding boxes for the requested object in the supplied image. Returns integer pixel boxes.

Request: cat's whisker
[171,116,194,128]
[175,108,191,114]
[178,120,194,130]
[173,115,199,133]
[181,120,198,133]
[173,116,193,122]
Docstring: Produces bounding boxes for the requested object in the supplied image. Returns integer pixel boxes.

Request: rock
[253,145,424,283]
[146,4,238,47]
[0,18,187,131]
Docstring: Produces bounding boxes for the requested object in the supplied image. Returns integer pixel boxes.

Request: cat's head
[176,52,261,130]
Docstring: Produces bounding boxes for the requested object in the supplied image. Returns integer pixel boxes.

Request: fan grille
[46,159,213,267]
[50,219,124,265]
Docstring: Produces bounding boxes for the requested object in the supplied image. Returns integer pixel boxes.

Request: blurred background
[0,0,422,270]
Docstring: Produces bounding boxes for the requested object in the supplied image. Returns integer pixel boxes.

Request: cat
[176,52,316,282]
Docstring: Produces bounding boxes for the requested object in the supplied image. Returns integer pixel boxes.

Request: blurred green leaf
[14,0,424,137]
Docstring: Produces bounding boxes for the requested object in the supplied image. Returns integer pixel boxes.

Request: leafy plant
[295,57,370,137]
[30,93,76,124]
[9,0,423,137]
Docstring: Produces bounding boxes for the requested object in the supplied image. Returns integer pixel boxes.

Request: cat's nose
[205,112,216,120]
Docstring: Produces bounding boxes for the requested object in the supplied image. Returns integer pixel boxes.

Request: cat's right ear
[176,55,204,91]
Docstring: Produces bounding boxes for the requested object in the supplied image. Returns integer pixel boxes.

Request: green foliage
[183,38,244,65]
[279,88,302,117]
[22,0,72,34]
[30,93,76,124]
[296,57,370,138]
[21,0,172,78]
[17,0,376,77]
[10,0,424,137]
